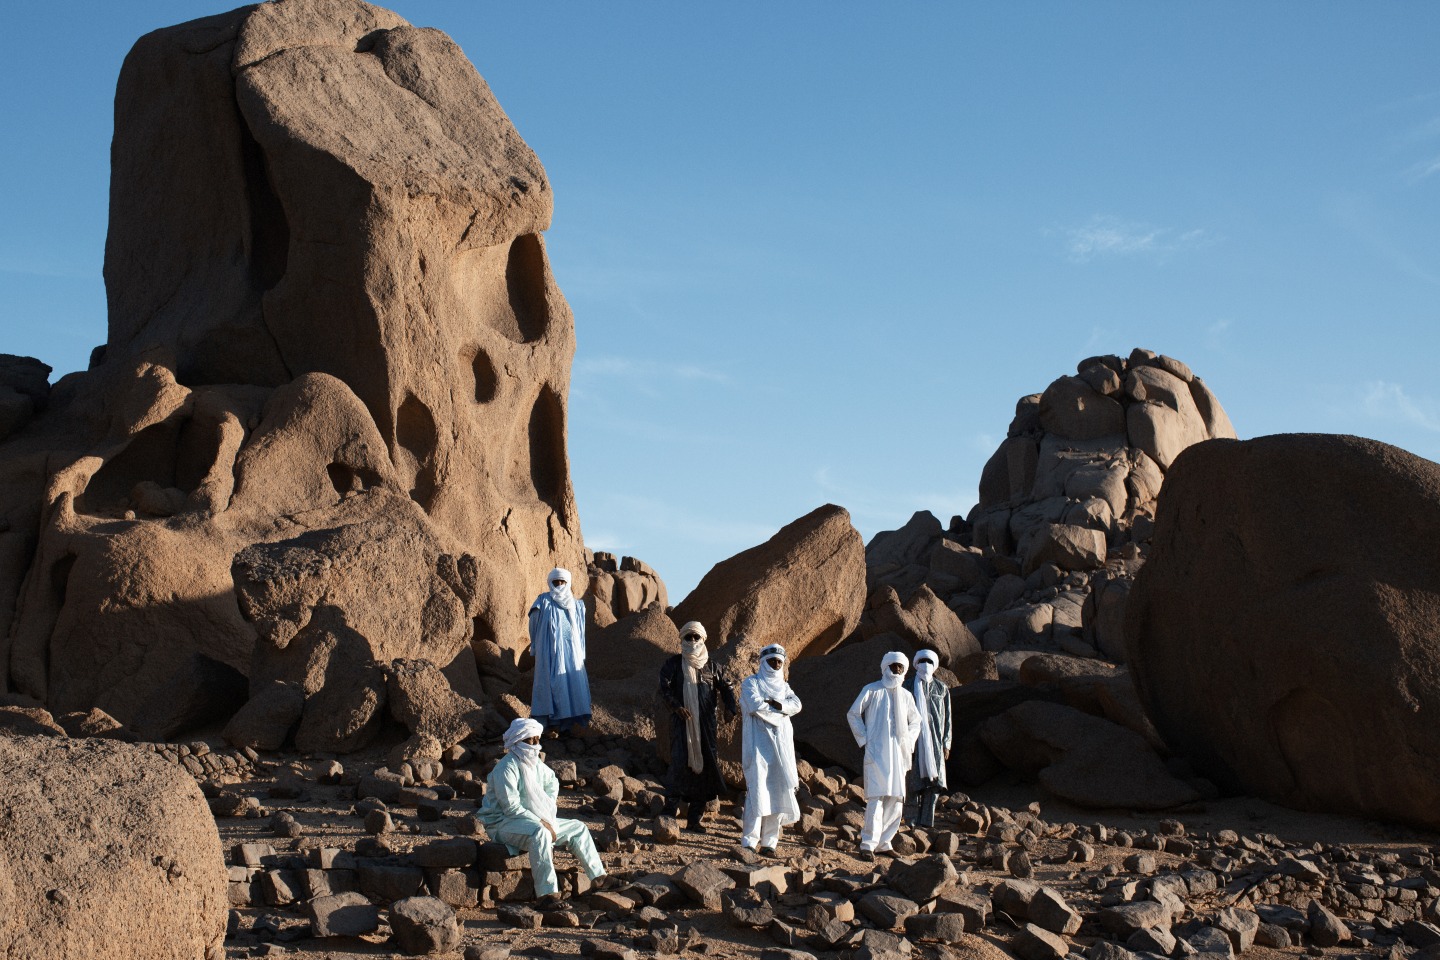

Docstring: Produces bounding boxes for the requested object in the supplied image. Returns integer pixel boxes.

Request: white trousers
[742,812,782,849]
[861,797,904,852]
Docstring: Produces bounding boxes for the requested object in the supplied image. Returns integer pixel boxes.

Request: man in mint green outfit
[479,717,609,905]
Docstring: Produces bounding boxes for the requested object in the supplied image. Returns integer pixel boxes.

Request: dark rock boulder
[1128,433,1440,828]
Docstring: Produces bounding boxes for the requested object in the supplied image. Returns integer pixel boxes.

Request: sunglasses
[683,634,702,641]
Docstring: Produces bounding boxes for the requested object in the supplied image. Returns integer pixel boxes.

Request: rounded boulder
[0,735,228,959]
[1127,433,1440,828]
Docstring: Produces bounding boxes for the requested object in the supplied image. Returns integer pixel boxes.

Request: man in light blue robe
[478,718,609,905]
[528,567,591,733]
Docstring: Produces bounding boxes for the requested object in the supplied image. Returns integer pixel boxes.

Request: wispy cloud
[1049,215,1214,263]
[1360,381,1440,433]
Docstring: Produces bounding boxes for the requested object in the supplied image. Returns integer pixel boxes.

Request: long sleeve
[778,684,802,718]
[847,689,869,748]
[902,691,922,750]
[657,658,683,712]
[543,762,559,801]
[714,668,739,719]
[740,677,768,718]
[940,686,953,752]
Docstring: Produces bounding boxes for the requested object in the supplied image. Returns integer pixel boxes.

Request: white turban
[546,567,584,642]
[881,651,909,689]
[503,717,556,824]
[756,644,788,700]
[504,717,544,750]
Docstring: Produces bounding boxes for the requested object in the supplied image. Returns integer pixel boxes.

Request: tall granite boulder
[672,504,866,676]
[0,735,228,960]
[0,0,585,743]
[1127,434,1440,829]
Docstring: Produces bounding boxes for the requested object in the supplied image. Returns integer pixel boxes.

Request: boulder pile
[799,349,1237,808]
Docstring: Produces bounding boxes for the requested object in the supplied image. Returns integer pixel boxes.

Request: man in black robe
[657,621,737,833]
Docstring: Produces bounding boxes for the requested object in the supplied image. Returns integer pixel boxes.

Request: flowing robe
[912,675,953,788]
[740,674,802,823]
[847,681,922,799]
[529,593,591,726]
[657,655,737,803]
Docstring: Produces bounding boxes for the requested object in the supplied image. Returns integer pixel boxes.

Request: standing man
[847,651,922,861]
[739,643,802,857]
[910,649,952,828]
[657,621,738,833]
[478,718,611,906]
[529,567,591,735]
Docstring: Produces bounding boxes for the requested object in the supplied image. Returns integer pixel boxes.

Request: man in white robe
[477,718,610,905]
[528,567,591,734]
[910,648,952,828]
[739,643,802,856]
[847,650,922,860]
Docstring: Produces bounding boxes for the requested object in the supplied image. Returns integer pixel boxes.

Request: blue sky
[3,4,1439,597]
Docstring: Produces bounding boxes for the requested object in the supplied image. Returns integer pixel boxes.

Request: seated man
[478,717,611,905]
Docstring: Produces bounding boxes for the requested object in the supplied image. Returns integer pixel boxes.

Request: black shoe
[857,850,876,863]
[685,820,707,834]
[538,892,566,908]
[757,846,777,858]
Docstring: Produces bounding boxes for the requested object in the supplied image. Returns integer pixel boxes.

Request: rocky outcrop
[586,551,667,629]
[673,504,866,676]
[0,735,228,960]
[858,349,1234,802]
[0,0,585,744]
[1127,433,1440,829]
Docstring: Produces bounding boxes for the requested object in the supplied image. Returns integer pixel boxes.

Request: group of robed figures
[483,567,956,905]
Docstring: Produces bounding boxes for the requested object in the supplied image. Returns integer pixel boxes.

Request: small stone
[672,861,736,909]
[309,891,379,938]
[857,891,920,930]
[1216,906,1260,953]
[390,896,461,955]
[269,812,302,839]
[1309,900,1350,947]
[1127,926,1177,955]
[1122,853,1157,876]
[364,809,394,835]
[1015,922,1070,960]
[653,816,681,845]
[905,912,965,942]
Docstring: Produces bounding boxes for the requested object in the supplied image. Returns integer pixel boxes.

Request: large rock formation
[1127,433,1440,829]
[0,735,228,959]
[848,349,1234,800]
[672,504,866,676]
[0,0,585,744]
[867,349,1236,667]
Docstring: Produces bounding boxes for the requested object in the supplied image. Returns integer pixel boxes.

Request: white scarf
[881,651,909,736]
[755,644,789,702]
[679,621,708,774]
[913,651,940,779]
[505,718,557,824]
[547,567,584,649]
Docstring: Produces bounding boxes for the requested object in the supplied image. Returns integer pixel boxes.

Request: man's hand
[765,699,783,711]
[544,821,557,842]
[676,707,692,721]
[944,749,951,760]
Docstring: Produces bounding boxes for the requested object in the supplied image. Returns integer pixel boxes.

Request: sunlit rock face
[0,0,584,745]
